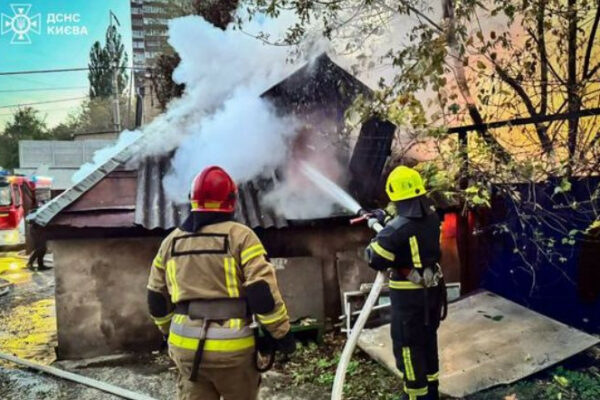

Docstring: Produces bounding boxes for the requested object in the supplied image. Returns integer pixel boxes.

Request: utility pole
[109,10,122,132]
[112,60,121,132]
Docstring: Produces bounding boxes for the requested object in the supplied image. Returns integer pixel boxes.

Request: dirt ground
[1,251,598,400]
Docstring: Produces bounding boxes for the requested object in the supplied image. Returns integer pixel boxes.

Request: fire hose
[296,162,386,400]
[331,216,384,400]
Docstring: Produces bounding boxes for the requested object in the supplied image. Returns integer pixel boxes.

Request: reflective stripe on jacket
[147,221,290,366]
[367,206,441,286]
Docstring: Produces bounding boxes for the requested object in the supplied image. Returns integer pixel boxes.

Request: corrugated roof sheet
[135,156,187,230]
[29,139,142,227]
[134,156,288,230]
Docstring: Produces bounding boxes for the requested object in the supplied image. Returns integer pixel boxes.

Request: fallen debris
[0,278,11,296]
[0,352,157,400]
[358,290,600,398]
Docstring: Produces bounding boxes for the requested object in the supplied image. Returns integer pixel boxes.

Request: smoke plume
[73,14,357,219]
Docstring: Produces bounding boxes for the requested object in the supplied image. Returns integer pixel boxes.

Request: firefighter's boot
[396,391,428,400]
[427,383,439,399]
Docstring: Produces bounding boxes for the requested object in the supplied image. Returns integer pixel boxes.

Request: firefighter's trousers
[170,346,260,400]
[390,282,443,400]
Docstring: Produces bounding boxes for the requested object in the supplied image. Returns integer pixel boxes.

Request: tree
[192,0,240,30]
[243,0,600,278]
[151,53,186,110]
[88,25,129,98]
[88,41,112,98]
[149,0,240,110]
[55,97,136,137]
[0,108,49,170]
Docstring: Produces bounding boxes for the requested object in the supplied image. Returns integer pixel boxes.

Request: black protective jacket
[368,197,441,278]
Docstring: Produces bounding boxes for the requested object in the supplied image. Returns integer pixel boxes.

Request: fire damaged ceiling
[30,54,394,231]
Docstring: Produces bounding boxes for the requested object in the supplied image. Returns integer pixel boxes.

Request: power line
[0,66,150,76]
[0,86,88,94]
[0,105,81,117]
[0,67,90,76]
[0,97,88,110]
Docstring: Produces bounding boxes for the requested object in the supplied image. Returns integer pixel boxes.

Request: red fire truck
[0,174,52,249]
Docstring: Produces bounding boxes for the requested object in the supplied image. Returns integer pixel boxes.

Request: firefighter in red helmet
[147,166,295,400]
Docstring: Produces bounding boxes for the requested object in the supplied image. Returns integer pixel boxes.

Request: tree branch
[567,0,580,170]
[494,64,553,154]
[585,61,600,80]
[443,0,512,162]
[376,0,443,32]
[537,0,549,116]
[525,27,565,85]
[583,0,600,79]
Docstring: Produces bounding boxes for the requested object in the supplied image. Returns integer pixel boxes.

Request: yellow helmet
[385,166,426,201]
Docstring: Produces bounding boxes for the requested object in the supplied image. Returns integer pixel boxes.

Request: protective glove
[275,331,296,355]
[160,334,169,351]
[370,209,388,224]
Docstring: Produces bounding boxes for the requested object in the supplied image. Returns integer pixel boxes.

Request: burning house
[30,54,401,359]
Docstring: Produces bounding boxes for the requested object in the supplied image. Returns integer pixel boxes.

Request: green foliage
[88,25,129,99]
[60,97,135,136]
[276,335,399,400]
[0,108,50,170]
[470,364,600,400]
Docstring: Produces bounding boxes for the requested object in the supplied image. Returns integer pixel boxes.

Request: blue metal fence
[480,178,600,333]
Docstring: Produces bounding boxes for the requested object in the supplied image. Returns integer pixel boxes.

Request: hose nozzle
[349,209,371,225]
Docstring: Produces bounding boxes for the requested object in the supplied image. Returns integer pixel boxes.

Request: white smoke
[72,130,142,184]
[162,89,298,202]
[73,13,361,218]
[136,15,306,203]
[135,14,303,157]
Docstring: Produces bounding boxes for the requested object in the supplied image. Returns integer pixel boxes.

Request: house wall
[51,237,163,359]
[50,225,373,359]
[259,224,374,321]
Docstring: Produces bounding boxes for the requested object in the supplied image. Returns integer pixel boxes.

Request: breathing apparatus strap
[189,321,209,382]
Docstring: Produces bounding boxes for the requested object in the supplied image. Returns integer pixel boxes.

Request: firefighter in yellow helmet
[366,166,446,400]
[147,166,295,400]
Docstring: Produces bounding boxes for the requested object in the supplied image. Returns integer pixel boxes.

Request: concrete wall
[273,257,325,323]
[50,226,372,359]
[51,237,163,359]
[260,225,374,322]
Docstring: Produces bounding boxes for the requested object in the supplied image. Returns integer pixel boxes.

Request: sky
[0,0,133,129]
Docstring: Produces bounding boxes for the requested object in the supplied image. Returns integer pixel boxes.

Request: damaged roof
[135,157,287,230]
[30,54,390,231]
[262,53,371,118]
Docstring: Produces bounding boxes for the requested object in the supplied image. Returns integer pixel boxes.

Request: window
[143,5,164,14]
[0,185,11,206]
[12,185,21,206]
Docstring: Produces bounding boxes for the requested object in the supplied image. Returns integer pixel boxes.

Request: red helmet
[190,166,237,213]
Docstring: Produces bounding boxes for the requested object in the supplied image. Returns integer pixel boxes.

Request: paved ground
[0,252,325,400]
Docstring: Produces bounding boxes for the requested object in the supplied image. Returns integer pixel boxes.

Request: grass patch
[274,333,400,400]
[469,360,600,400]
